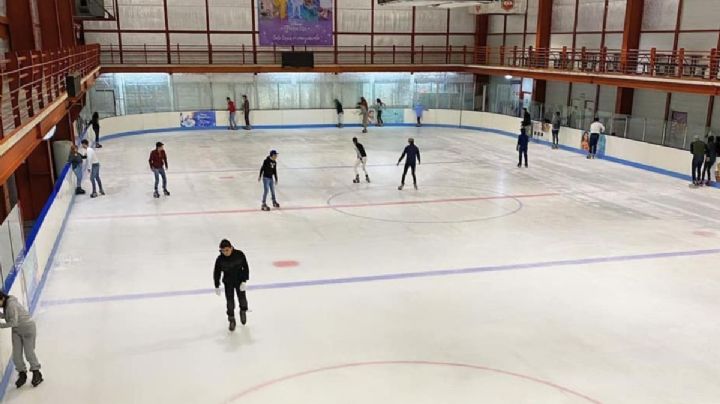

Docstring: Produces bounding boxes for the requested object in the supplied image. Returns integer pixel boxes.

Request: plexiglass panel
[642,0,679,31]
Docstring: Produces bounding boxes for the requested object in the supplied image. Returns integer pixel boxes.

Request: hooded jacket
[0,296,35,331]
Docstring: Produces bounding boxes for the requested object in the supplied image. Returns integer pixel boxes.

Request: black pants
[92,124,100,144]
[377,110,383,125]
[224,283,248,320]
[692,156,705,182]
[518,149,528,166]
[552,130,559,145]
[589,133,600,155]
[702,158,716,181]
[401,163,417,185]
[244,111,250,127]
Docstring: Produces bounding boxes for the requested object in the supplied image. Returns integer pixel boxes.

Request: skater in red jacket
[149,142,170,198]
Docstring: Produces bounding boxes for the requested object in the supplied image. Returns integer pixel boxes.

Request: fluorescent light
[504,74,513,80]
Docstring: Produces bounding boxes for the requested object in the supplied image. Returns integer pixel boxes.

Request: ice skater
[702,136,717,186]
[397,137,421,190]
[227,97,238,130]
[0,291,43,388]
[334,99,344,128]
[258,150,280,211]
[358,97,369,133]
[90,112,102,148]
[517,127,529,168]
[414,101,427,127]
[352,137,370,183]
[374,98,385,127]
[551,111,561,149]
[81,139,104,198]
[587,117,605,159]
[214,239,250,331]
[690,135,707,187]
[149,142,170,198]
[522,108,532,139]
[242,95,251,130]
[68,144,85,195]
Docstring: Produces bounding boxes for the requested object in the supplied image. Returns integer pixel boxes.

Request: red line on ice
[77,192,561,221]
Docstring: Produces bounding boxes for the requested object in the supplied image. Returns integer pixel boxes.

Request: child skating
[397,138,421,190]
[258,150,280,211]
[517,127,529,168]
[352,137,370,183]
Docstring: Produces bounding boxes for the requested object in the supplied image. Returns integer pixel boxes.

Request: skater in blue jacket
[517,127,529,168]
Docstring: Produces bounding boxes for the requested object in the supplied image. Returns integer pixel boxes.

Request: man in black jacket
[258,150,280,211]
[214,239,250,331]
[397,138,421,190]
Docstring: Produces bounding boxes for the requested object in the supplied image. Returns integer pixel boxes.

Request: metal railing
[0,44,101,139]
[99,44,720,80]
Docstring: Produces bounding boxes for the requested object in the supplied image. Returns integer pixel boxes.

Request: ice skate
[100,190,105,196]
[90,192,98,198]
[163,189,170,196]
[365,175,371,183]
[229,318,236,331]
[414,183,418,190]
[75,187,86,195]
[517,163,521,167]
[272,201,280,209]
[15,372,27,388]
[261,203,271,211]
[153,190,160,198]
[31,371,43,387]
[240,310,247,325]
[586,155,592,159]
[362,129,368,134]
[96,143,103,148]
[353,175,360,183]
[398,184,404,190]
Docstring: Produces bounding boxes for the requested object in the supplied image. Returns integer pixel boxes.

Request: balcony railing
[0,44,101,139]
[99,44,720,81]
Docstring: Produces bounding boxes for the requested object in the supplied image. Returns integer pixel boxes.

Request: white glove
[240,282,247,292]
[215,288,221,296]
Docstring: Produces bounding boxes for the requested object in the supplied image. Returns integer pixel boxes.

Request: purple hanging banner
[258,0,334,46]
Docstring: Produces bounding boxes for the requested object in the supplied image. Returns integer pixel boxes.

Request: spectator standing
[81,139,104,198]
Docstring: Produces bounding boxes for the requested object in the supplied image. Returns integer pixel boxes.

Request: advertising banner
[258,0,334,46]
[180,111,217,128]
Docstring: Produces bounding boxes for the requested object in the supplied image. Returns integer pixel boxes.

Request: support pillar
[13,142,55,223]
[7,0,38,50]
[615,0,644,115]
[533,0,552,104]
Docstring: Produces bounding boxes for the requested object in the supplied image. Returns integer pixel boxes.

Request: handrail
[97,44,720,80]
[0,44,101,140]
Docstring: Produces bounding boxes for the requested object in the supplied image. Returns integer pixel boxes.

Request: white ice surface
[6,127,720,404]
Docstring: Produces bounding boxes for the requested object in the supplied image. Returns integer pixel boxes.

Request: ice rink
[6,126,720,403]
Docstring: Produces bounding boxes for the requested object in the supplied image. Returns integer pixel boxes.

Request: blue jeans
[262,177,276,204]
[229,112,237,128]
[153,167,167,191]
[90,163,103,194]
[73,165,83,188]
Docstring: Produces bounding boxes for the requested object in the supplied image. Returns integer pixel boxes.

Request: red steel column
[14,142,54,223]
[7,0,38,50]
[615,0,644,115]
[533,0,553,103]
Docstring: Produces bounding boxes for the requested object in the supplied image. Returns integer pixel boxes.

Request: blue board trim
[99,122,703,186]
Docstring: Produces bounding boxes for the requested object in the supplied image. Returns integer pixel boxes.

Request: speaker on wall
[66,73,82,97]
[281,52,315,68]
